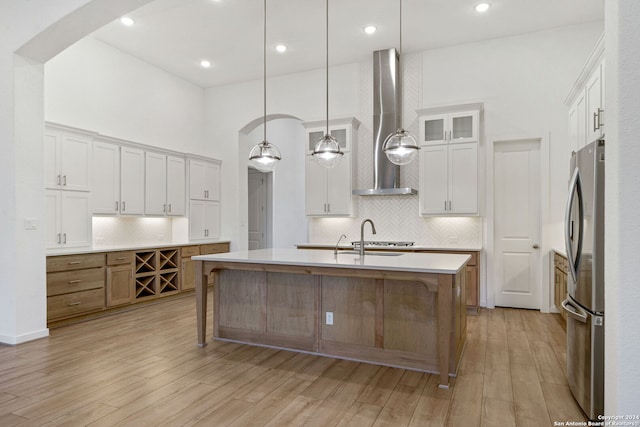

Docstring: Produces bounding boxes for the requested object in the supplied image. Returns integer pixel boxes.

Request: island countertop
[192,248,470,275]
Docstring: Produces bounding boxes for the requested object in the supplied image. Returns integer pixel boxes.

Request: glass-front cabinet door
[419,110,479,146]
[421,114,447,145]
[449,111,478,144]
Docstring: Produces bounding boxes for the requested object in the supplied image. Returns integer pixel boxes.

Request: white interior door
[248,168,267,250]
[494,139,541,309]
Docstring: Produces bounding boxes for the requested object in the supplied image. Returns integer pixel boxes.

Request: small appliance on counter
[562,138,605,420]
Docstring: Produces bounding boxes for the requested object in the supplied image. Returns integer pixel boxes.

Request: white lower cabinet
[46,190,91,249]
[189,200,220,240]
[419,142,478,215]
[305,152,352,216]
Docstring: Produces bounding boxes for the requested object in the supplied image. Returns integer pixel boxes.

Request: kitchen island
[193,248,469,388]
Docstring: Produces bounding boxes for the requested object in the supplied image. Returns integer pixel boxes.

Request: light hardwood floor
[0,292,587,426]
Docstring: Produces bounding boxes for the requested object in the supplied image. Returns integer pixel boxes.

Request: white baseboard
[0,328,49,345]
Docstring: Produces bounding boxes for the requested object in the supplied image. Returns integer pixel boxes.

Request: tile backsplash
[308,199,482,248]
[92,217,185,247]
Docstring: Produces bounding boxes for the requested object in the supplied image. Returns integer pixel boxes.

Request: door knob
[532,244,539,249]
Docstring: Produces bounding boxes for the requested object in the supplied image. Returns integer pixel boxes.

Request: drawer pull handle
[68,280,81,284]
[68,261,81,265]
[68,302,81,306]
[116,257,127,260]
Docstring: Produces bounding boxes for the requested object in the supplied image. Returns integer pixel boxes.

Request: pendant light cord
[325,0,329,136]
[263,0,267,144]
[398,0,403,131]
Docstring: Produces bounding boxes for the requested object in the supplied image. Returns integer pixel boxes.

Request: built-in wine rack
[134,249,180,300]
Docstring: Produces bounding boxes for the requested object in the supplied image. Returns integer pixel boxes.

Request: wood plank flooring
[0,293,587,426]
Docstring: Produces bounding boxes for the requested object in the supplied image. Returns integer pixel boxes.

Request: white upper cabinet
[189,159,220,201]
[166,156,186,216]
[565,34,604,154]
[419,111,479,146]
[145,152,168,215]
[303,117,359,217]
[92,140,121,214]
[145,153,186,216]
[45,126,92,192]
[120,147,145,215]
[417,104,481,216]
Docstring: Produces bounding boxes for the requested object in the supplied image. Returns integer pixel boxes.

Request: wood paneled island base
[193,249,469,388]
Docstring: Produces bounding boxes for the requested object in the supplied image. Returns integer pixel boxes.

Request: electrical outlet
[326,311,334,325]
[23,218,37,230]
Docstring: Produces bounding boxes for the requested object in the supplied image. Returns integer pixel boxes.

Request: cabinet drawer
[47,267,105,296]
[47,288,105,320]
[107,251,134,266]
[181,245,200,258]
[200,243,229,255]
[47,253,105,272]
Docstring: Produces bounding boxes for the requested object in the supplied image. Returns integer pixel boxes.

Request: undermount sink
[336,250,404,257]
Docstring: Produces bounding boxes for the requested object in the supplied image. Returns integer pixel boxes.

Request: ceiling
[89,0,604,88]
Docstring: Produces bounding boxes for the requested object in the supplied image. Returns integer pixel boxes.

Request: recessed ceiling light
[120,16,135,26]
[275,44,287,53]
[475,3,491,12]
[363,25,377,35]
[200,60,212,69]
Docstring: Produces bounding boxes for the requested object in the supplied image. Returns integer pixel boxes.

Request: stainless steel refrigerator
[562,138,605,420]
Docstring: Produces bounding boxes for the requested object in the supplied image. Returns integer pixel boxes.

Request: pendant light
[382,0,419,166]
[249,0,281,173]
[311,0,343,168]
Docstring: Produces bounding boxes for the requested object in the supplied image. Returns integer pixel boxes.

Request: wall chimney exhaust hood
[353,48,417,196]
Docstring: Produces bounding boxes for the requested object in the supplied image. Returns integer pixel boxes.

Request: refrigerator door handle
[565,168,584,284]
[561,298,588,324]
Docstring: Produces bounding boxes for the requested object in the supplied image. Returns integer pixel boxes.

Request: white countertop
[295,243,482,252]
[192,248,470,275]
[46,240,231,256]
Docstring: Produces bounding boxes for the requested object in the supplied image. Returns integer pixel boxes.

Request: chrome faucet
[359,219,377,256]
[334,234,348,255]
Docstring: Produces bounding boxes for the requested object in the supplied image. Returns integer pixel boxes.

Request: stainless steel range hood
[353,48,417,196]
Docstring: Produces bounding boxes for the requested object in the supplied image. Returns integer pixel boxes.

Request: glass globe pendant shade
[383,128,420,165]
[312,134,343,168]
[249,140,281,172]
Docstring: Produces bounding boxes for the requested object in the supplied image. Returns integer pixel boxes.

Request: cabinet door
[107,264,133,306]
[419,145,448,215]
[567,102,579,156]
[326,152,352,215]
[59,133,91,191]
[305,156,328,216]
[448,142,478,214]
[60,191,91,247]
[419,114,448,146]
[189,200,206,240]
[449,111,478,144]
[181,258,196,290]
[45,190,61,249]
[92,141,120,214]
[44,131,61,189]
[145,152,167,215]
[120,147,144,215]
[204,161,221,201]
[189,160,206,200]
[586,63,604,141]
[166,156,186,216]
[204,201,221,239]
[466,266,478,307]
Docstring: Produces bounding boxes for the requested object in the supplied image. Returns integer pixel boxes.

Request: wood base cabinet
[47,242,230,327]
[106,251,134,307]
[554,251,568,322]
[47,254,105,322]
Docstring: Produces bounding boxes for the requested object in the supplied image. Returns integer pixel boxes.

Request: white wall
[604,0,640,414]
[45,37,206,153]
[244,118,308,249]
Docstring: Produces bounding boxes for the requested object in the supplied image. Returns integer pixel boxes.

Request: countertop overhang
[192,248,470,275]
